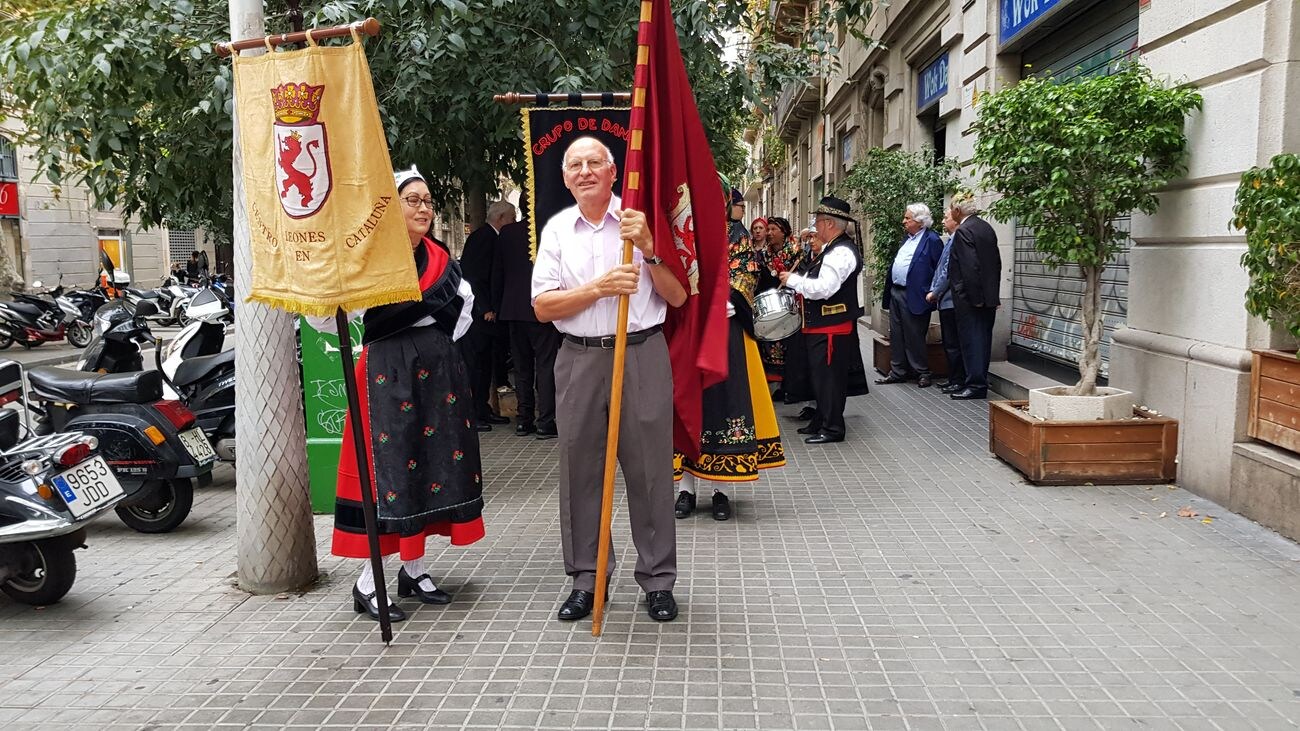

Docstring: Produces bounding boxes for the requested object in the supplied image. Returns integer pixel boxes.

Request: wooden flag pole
[336,310,393,644]
[591,0,655,638]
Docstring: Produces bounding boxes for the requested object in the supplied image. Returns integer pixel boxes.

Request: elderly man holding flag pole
[532,0,731,634]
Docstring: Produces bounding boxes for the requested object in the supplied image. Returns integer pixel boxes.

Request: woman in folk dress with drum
[672,222,786,521]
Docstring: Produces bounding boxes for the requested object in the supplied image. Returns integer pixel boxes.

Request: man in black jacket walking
[459,200,516,429]
[946,194,1003,400]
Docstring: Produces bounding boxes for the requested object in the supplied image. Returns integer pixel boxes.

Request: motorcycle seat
[126,288,162,299]
[27,367,163,405]
[173,349,234,388]
[0,301,44,318]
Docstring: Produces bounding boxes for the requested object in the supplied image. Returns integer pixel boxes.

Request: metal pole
[230,0,319,594]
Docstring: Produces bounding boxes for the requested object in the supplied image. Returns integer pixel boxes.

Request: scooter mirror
[134,299,160,318]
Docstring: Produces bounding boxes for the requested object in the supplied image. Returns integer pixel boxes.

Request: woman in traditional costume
[325,166,486,622]
[673,225,786,521]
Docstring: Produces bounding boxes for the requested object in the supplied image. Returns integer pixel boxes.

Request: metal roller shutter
[1009,0,1139,377]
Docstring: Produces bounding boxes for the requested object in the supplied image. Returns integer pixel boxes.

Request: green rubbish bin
[300,316,365,514]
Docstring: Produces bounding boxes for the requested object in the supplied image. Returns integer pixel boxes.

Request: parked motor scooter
[30,299,216,533]
[0,361,127,605]
[159,287,235,462]
[0,283,67,350]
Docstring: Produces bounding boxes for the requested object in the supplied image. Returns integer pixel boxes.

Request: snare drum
[752,288,801,342]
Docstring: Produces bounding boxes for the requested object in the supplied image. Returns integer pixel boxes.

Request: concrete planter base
[1028,386,1134,422]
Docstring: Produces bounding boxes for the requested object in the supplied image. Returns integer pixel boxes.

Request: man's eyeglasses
[563,158,611,174]
[402,195,434,209]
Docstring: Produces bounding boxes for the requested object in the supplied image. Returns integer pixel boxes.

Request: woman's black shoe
[397,567,453,604]
[352,585,408,622]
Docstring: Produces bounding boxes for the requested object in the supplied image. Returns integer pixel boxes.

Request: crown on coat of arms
[270,82,324,124]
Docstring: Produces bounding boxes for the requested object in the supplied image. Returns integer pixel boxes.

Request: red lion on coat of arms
[270,82,332,218]
[278,131,322,207]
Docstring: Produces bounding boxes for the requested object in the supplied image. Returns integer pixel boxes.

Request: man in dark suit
[876,203,943,388]
[946,194,1003,400]
[459,200,516,430]
[491,198,561,439]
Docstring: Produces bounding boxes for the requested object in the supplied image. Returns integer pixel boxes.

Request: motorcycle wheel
[0,331,11,350]
[1,541,77,605]
[67,321,93,348]
[115,478,194,534]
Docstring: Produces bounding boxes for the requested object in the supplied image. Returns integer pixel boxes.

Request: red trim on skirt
[330,348,486,561]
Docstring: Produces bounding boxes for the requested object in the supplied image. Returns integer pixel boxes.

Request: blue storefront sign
[1000,0,1065,44]
[917,52,949,110]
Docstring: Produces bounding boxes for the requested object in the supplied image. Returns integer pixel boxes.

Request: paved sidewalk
[2,337,1299,730]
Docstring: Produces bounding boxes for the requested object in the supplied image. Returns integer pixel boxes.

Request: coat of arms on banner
[669,183,701,295]
[271,82,332,219]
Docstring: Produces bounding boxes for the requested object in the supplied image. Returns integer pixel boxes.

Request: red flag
[621,0,730,460]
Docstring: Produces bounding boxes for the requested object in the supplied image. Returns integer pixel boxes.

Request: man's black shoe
[941,384,965,394]
[646,590,678,621]
[796,424,820,435]
[485,414,511,425]
[674,490,695,518]
[950,388,988,400]
[535,428,558,441]
[557,590,595,621]
[795,406,817,421]
[917,375,932,388]
[711,492,731,521]
[874,374,907,385]
[515,423,536,436]
[804,433,844,444]
[475,423,492,432]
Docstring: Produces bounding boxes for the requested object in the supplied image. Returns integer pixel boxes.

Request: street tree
[972,63,1201,397]
[0,0,874,239]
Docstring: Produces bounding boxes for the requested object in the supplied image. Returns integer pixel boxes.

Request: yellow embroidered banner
[233,39,419,315]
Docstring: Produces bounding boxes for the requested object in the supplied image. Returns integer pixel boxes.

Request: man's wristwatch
[645,254,664,266]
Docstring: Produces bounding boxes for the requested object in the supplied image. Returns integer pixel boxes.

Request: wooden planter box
[1248,349,1300,454]
[871,333,950,378]
[989,400,1178,485]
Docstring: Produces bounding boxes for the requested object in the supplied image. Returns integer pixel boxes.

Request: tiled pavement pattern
[3,342,1300,730]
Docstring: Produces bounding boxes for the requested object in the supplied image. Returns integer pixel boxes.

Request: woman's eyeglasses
[402,195,434,209]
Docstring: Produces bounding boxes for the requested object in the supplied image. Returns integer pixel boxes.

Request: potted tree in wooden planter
[838,147,961,375]
[972,63,1202,484]
[1236,153,1300,454]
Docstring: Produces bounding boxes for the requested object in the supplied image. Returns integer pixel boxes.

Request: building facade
[0,122,173,292]
[757,0,1299,533]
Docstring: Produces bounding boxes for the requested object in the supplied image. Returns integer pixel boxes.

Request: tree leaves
[836,148,962,294]
[971,62,1203,388]
[1235,153,1300,350]
[0,0,871,242]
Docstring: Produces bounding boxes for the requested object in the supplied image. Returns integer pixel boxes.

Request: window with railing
[0,137,17,180]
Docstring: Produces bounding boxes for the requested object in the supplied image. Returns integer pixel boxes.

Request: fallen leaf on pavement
[1159,512,1167,518]
[1177,506,1198,518]
[1201,517,1213,524]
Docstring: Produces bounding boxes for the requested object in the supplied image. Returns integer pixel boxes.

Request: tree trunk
[464,179,487,231]
[230,0,319,594]
[1072,263,1104,397]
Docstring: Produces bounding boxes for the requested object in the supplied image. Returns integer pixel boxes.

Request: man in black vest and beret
[779,196,869,444]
